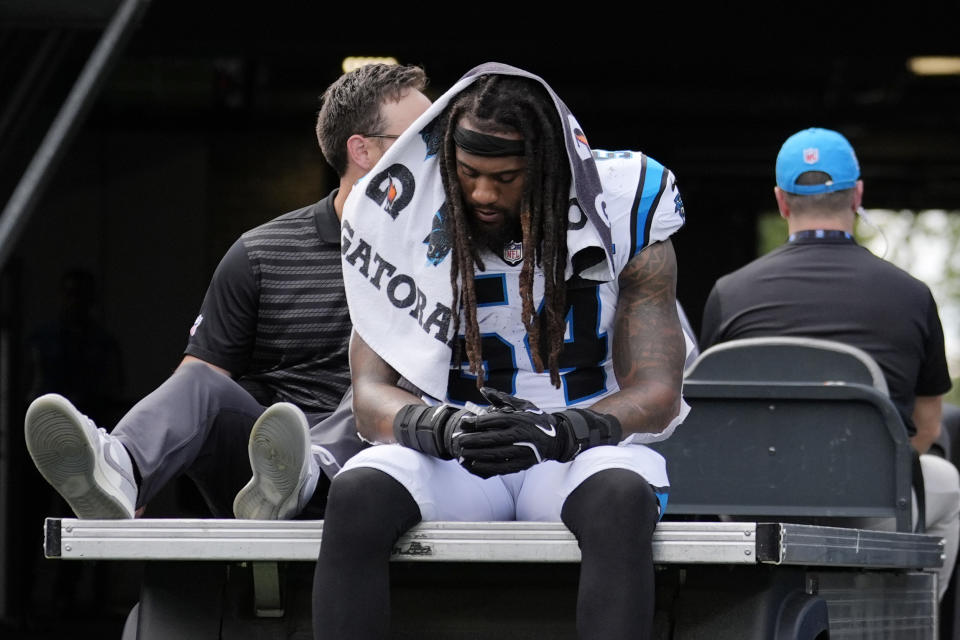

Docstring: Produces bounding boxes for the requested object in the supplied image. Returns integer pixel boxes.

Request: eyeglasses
[362,134,401,140]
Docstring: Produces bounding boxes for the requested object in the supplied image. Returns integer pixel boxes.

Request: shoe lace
[73,406,100,432]
[87,417,110,440]
[85,417,119,453]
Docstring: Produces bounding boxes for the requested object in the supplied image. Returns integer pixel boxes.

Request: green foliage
[753,209,960,381]
[947,381,960,408]
[856,209,960,381]
[757,212,787,256]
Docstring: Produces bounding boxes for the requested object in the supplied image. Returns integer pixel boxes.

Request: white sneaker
[233,402,319,520]
[24,393,137,519]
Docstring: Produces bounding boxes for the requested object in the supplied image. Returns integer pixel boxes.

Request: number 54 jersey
[446,150,686,424]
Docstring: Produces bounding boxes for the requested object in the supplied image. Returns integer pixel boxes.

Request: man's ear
[852,180,864,212]
[346,134,375,172]
[774,186,790,219]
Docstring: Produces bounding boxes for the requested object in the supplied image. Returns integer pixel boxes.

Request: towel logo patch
[420,120,444,159]
[425,203,452,266]
[365,164,416,220]
[569,116,592,161]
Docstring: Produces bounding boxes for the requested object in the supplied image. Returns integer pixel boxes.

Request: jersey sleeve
[594,151,686,274]
[628,159,685,259]
[183,237,259,375]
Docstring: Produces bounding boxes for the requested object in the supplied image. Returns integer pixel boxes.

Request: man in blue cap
[699,126,960,598]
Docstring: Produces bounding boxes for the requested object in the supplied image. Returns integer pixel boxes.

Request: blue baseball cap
[775,127,860,195]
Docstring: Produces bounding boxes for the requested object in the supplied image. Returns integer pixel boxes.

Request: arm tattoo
[592,239,685,434]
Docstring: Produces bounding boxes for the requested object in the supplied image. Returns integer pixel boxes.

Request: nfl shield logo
[503,241,523,265]
[803,148,819,164]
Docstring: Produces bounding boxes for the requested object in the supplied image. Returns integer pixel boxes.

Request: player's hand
[457,388,569,478]
[456,387,621,478]
[393,404,473,460]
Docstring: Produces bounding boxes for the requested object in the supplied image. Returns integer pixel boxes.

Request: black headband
[453,126,526,157]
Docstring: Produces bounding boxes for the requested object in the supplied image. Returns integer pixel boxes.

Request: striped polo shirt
[185,190,351,415]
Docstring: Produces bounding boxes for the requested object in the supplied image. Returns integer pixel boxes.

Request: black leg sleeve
[313,467,421,640]
[560,468,660,640]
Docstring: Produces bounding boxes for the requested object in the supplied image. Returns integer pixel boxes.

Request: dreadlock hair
[438,74,572,389]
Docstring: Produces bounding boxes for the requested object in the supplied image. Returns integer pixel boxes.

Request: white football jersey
[446,150,685,413]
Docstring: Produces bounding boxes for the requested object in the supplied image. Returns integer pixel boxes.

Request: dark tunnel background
[1,2,960,636]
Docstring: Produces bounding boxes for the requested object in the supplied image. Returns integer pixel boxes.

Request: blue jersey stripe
[654,490,669,520]
[632,158,666,257]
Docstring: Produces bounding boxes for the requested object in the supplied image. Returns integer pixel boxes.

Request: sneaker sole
[24,395,133,519]
[233,403,310,520]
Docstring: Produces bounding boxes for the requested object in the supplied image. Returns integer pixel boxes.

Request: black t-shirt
[184,191,351,415]
[700,234,952,435]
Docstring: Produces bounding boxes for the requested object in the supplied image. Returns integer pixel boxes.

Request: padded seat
[650,337,914,532]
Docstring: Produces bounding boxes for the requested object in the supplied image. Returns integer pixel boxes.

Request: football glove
[457,387,622,478]
[393,404,473,460]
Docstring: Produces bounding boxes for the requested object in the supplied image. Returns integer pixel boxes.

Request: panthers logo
[420,119,444,159]
[424,203,452,266]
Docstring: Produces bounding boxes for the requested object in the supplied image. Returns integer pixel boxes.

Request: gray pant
[112,361,336,517]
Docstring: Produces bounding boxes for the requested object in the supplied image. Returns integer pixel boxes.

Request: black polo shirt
[700,233,951,435]
[184,190,351,415]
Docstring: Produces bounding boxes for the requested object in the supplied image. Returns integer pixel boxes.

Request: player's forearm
[590,383,681,437]
[350,331,424,443]
[353,381,423,443]
[597,330,684,435]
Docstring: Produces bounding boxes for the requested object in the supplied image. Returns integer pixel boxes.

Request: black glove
[457,387,622,478]
[393,404,473,460]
